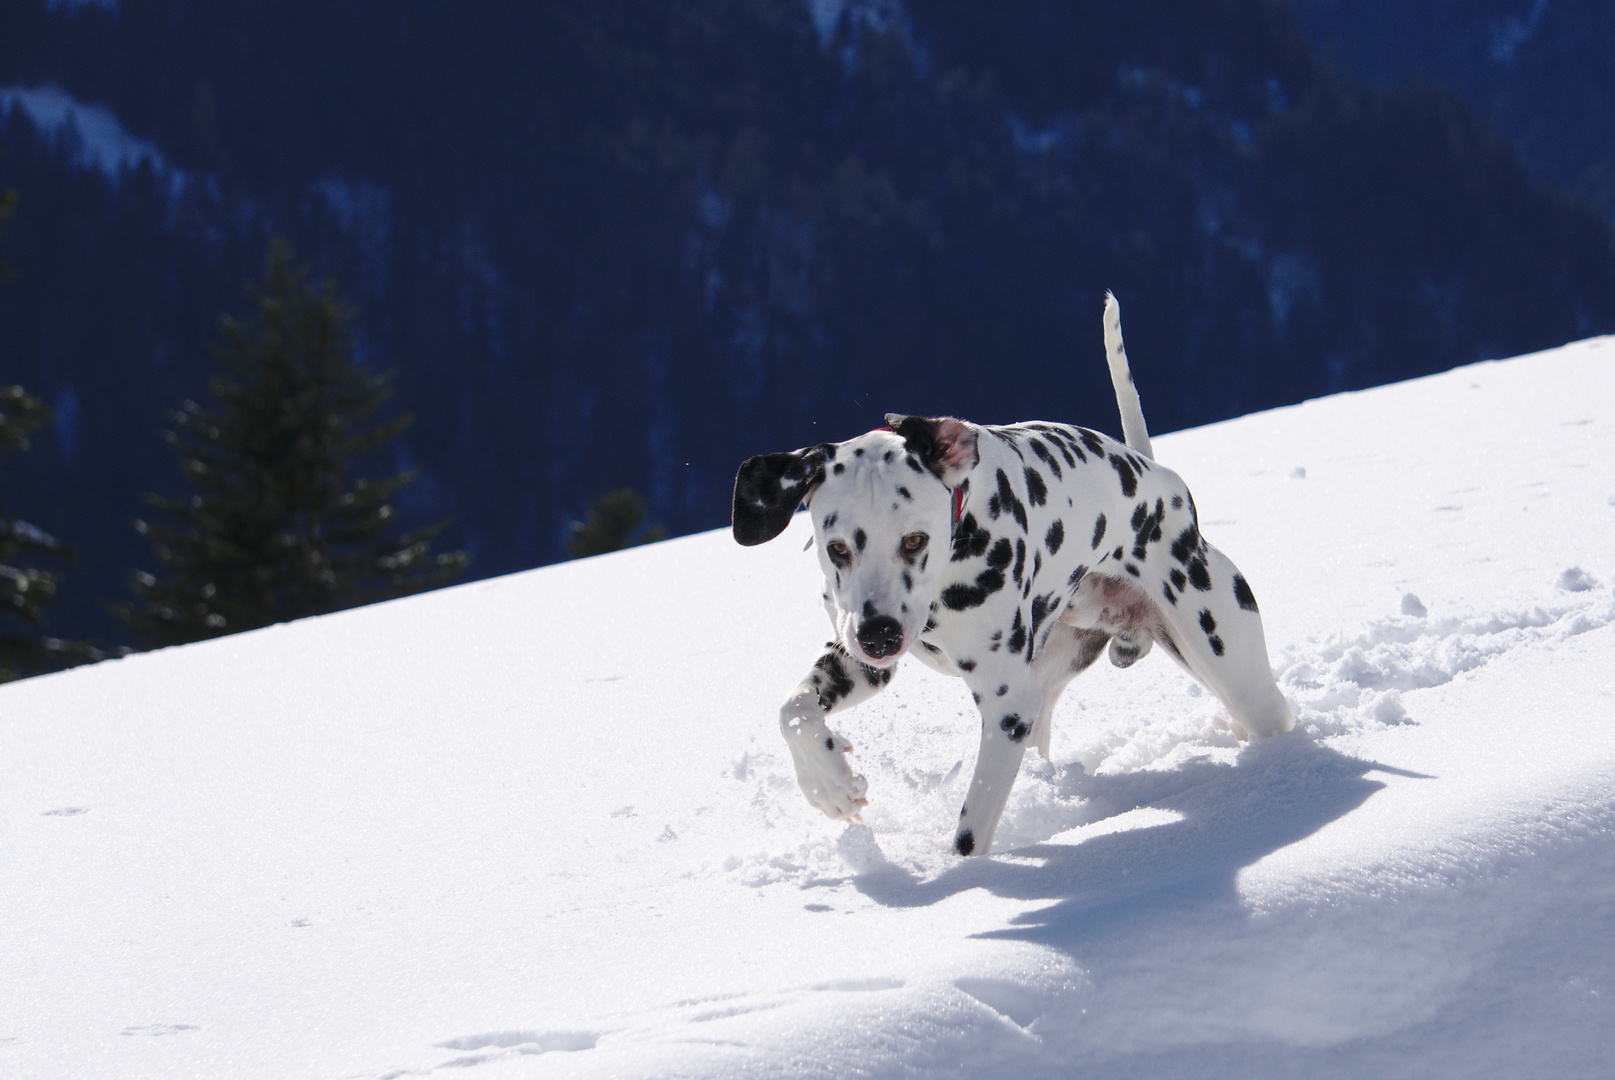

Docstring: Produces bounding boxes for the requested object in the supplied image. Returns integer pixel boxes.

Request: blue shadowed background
[2,0,1613,650]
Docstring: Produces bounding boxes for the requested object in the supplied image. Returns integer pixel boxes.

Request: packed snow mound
[3,337,1614,1079]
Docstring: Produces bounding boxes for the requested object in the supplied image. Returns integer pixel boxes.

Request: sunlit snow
[3,337,1613,1078]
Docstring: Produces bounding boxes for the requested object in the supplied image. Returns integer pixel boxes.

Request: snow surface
[4,338,1614,1079]
[0,85,170,181]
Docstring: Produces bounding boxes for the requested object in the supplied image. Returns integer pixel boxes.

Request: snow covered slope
[4,338,1614,1079]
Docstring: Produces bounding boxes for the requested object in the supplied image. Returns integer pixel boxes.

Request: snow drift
[3,337,1614,1078]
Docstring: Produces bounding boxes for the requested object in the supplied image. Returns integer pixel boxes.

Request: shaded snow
[3,337,1614,1078]
[0,85,169,180]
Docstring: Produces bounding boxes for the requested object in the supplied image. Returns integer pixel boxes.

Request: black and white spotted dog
[732,294,1294,856]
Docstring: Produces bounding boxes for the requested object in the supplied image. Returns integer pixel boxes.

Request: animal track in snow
[1281,584,1612,735]
[436,1030,598,1053]
[120,1024,197,1037]
[375,1030,602,1077]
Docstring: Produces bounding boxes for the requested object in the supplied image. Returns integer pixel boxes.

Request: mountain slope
[2,336,1613,1077]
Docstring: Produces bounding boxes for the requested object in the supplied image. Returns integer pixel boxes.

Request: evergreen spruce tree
[118,241,467,648]
[1,192,101,680]
[0,386,79,680]
[566,489,666,558]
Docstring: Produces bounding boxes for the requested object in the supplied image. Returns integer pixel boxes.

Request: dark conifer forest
[2,0,1613,651]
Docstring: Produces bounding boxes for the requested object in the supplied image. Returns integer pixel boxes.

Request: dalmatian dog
[732,293,1294,856]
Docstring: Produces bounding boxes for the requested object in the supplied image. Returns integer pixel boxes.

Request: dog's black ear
[732,445,832,546]
[884,414,977,484]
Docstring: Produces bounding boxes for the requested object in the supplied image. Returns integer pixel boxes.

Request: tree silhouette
[118,241,467,647]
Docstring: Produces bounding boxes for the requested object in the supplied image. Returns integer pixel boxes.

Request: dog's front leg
[778,642,895,821]
[952,674,1040,856]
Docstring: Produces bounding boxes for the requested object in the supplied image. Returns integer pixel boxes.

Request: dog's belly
[1061,572,1161,636]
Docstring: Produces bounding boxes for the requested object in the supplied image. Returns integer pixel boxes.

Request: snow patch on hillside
[3,336,1614,1078]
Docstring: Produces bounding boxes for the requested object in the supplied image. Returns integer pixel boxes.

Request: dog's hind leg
[778,643,897,821]
[1155,543,1293,739]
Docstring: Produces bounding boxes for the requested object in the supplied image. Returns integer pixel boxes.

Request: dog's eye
[827,540,849,557]
[903,533,928,552]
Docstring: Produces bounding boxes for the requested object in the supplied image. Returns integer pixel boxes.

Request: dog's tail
[1103,291,1154,461]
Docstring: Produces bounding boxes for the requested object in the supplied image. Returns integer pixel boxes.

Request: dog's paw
[792,735,869,821]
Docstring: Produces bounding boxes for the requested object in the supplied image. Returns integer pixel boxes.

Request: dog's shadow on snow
[851,736,1427,953]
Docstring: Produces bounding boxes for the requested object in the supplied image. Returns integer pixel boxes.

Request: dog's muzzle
[855,615,905,661]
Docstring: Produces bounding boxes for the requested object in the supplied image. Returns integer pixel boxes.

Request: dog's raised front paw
[791,735,869,821]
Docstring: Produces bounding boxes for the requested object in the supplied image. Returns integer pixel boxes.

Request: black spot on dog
[902,570,913,592]
[1170,568,1187,591]
[941,541,1011,610]
[1007,610,1027,655]
[1159,632,1184,661]
[853,528,867,553]
[1068,564,1088,588]
[1234,574,1259,612]
[1023,467,1048,507]
[905,454,924,474]
[1170,524,1201,565]
[987,469,1029,531]
[1171,495,1183,509]
[1209,635,1225,656]
[1113,546,1124,562]
[1131,498,1166,561]
[853,448,864,457]
[1199,609,1217,635]
[1000,714,1030,741]
[1162,582,1177,605]
[1028,438,1063,480]
[883,450,894,462]
[1012,539,1026,584]
[1045,519,1065,555]
[863,664,893,688]
[1057,431,1086,465]
[996,684,1008,696]
[1091,514,1107,549]
[943,581,988,613]
[958,659,976,672]
[973,692,982,704]
[1032,551,1042,579]
[955,830,975,855]
[833,462,845,475]
[1078,429,1106,457]
[826,736,835,750]
[823,512,838,529]
[1109,454,1138,498]
[1188,557,1212,591]
[1029,593,1059,654]
[949,516,988,565]
[897,486,912,501]
[1124,563,1140,577]
[921,640,941,653]
[813,648,856,709]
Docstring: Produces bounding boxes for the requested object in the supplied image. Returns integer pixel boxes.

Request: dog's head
[733,414,978,668]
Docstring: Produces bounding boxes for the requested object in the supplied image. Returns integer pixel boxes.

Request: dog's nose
[856,615,904,659]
